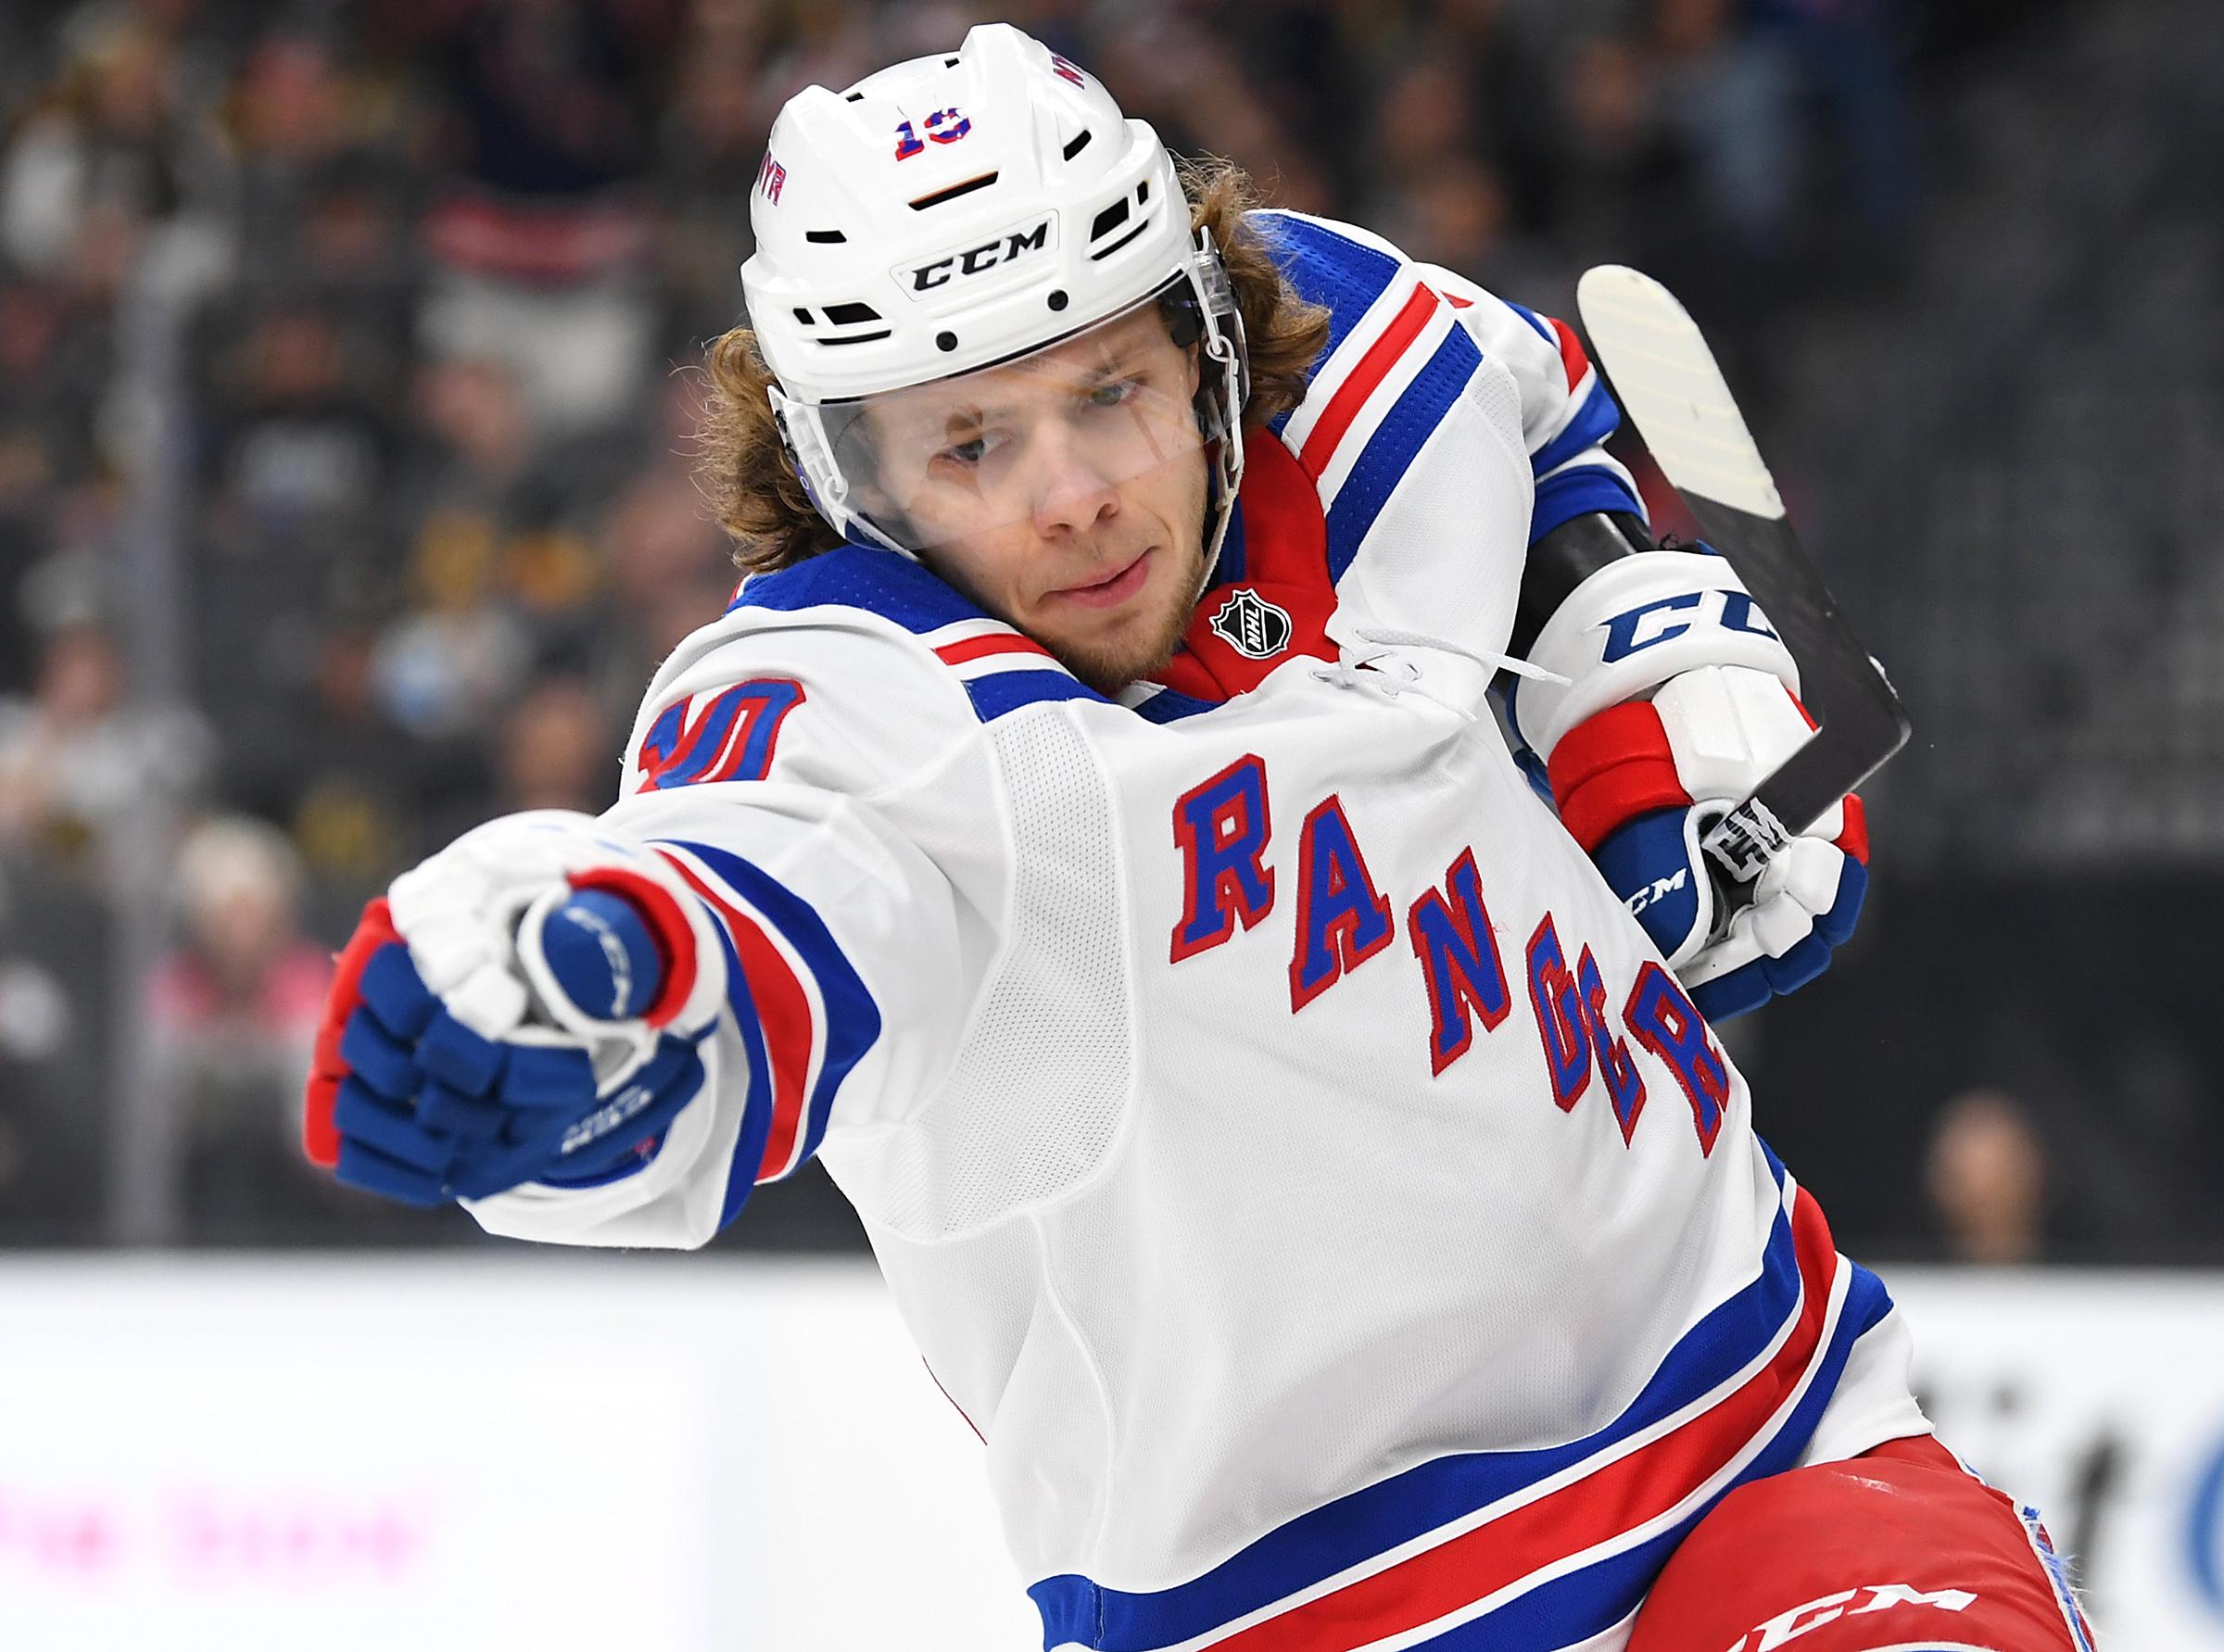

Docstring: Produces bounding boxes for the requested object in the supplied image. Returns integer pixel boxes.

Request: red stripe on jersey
[1443,291,1474,309]
[1548,314,1592,394]
[934,632,1054,666]
[660,852,815,1180]
[1297,284,1439,478]
[1211,1186,1841,1652]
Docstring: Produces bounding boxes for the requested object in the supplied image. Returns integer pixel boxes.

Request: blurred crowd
[5,0,2192,1255]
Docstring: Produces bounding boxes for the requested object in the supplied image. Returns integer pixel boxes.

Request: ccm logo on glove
[1600,588,1781,662]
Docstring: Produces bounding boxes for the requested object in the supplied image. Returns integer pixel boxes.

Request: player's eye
[1084,377,1140,410]
[936,428,1000,468]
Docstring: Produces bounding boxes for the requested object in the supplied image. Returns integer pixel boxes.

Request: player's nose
[1027,422,1120,539]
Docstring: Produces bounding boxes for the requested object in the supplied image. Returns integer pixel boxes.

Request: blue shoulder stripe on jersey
[1532,463,1646,545]
[1323,322,1484,582]
[966,670,1102,722]
[729,542,987,635]
[1029,1152,1891,1652]
[1529,380,1622,479]
[729,544,1111,724]
[1250,213,1403,435]
[1503,299,1559,347]
[661,840,881,1219]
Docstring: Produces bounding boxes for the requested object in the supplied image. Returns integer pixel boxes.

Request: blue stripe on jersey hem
[1030,1156,1860,1651]
[967,670,1102,722]
[1531,464,1646,543]
[1416,1520,1680,1651]
[1324,322,1483,582]
[1250,212,1402,436]
[1034,1230,1895,1652]
[667,840,882,1174]
[1530,381,1623,478]
[1409,1266,1890,1652]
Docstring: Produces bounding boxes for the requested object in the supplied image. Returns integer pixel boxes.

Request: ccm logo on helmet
[904,218,1055,293]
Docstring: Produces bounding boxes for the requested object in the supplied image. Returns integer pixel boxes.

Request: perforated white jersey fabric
[464,212,1928,1652]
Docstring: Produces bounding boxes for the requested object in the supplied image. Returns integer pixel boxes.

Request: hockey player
[304,25,2097,1652]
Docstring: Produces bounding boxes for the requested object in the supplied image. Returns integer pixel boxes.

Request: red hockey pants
[1627,1436,2097,1652]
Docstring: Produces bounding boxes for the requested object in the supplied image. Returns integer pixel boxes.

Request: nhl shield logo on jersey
[1207,588,1295,661]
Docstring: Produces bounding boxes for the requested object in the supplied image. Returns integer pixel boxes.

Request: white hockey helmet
[741,22,1248,560]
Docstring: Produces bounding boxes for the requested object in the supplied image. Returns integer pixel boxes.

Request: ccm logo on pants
[1726,1583,1977,1652]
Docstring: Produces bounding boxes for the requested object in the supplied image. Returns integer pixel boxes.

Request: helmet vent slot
[818,330,892,347]
[1089,198,1130,240]
[792,308,815,325]
[1090,220,1150,262]
[1062,129,1093,161]
[1137,178,1150,203]
[805,229,848,244]
[824,302,883,325]
[908,171,1001,210]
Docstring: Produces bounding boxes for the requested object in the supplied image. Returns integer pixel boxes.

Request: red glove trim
[1548,703,1694,855]
[1835,793,1870,865]
[1559,763,1694,855]
[567,866,700,1028]
[305,896,400,1168]
[1548,701,1670,796]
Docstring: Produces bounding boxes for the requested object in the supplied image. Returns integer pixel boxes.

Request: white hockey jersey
[471,211,1929,1652]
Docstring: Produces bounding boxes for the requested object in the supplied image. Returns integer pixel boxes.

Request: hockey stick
[1573,265,1910,887]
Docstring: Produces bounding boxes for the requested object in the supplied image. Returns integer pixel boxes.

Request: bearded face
[856,305,1211,694]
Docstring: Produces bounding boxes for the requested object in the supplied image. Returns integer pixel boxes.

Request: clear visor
[791,292,1209,556]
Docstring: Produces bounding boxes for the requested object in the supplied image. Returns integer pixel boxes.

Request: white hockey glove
[1511,550,1870,1022]
[303,813,729,1203]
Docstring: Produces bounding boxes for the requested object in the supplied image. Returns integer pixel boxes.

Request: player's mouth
[1049,549,1153,611]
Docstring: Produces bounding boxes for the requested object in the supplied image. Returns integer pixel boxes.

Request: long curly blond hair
[696,156,1331,576]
